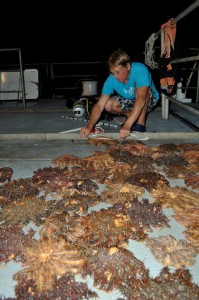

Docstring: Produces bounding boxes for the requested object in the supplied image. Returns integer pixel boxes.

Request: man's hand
[80,127,91,139]
[120,123,131,139]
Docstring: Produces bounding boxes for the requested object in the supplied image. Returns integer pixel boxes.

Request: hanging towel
[158,18,178,95]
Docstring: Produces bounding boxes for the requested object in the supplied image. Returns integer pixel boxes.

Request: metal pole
[155,0,199,38]
[168,95,199,116]
[161,93,170,120]
[18,48,26,107]
[197,60,199,101]
[185,60,197,96]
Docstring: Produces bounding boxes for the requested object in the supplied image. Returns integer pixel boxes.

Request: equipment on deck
[73,99,86,118]
[72,96,114,121]
[72,97,97,119]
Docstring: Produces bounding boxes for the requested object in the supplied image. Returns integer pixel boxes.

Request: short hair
[107,49,131,68]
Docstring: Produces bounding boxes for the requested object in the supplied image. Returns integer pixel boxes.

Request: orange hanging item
[158,18,178,95]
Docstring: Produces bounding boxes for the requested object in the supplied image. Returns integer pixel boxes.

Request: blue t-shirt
[102,62,159,102]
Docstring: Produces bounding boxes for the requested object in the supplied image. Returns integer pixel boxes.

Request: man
[80,49,159,140]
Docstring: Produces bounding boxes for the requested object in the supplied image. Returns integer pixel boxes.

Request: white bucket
[81,81,98,96]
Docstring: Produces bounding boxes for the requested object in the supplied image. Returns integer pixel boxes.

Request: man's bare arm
[80,94,109,138]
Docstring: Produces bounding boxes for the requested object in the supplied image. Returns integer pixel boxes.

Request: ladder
[0,48,26,106]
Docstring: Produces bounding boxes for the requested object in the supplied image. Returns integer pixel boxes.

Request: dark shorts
[113,90,158,112]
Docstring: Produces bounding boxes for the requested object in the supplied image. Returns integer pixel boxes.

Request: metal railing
[49,61,104,96]
[147,0,199,120]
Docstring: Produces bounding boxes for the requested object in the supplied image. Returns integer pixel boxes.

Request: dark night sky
[1,0,199,64]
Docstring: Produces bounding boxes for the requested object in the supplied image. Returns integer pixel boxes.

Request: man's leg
[104,97,123,114]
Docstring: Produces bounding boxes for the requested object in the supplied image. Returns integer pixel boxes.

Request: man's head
[108,49,131,83]
[108,49,131,68]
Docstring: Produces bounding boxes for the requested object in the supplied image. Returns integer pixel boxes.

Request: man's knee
[104,98,114,112]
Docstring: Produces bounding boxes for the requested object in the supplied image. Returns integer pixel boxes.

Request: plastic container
[81,81,98,96]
